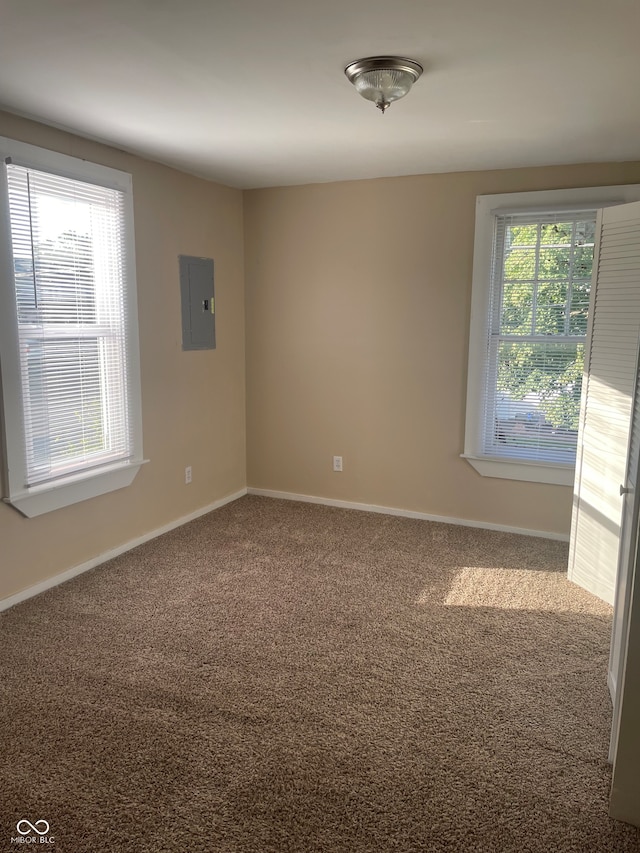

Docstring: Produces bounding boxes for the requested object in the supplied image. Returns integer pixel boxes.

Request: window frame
[463,184,640,486]
[0,138,145,517]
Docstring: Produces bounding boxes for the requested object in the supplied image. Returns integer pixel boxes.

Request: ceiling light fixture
[344,56,423,115]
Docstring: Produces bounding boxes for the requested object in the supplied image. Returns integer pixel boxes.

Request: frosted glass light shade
[354,68,415,104]
[345,56,423,113]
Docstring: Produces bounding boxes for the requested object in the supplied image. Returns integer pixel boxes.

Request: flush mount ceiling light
[344,56,423,114]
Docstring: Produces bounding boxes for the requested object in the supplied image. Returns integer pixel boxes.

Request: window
[463,185,640,486]
[486,210,595,463]
[0,139,144,517]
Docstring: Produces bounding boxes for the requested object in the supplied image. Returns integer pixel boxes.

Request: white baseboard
[2,485,568,614]
[0,488,248,613]
[247,487,570,542]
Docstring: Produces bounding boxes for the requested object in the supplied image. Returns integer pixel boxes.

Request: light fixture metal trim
[344,55,423,114]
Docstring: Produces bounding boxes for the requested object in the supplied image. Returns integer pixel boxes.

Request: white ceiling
[1,0,639,189]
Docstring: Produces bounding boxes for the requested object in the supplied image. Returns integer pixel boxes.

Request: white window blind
[482,210,597,464]
[6,162,133,488]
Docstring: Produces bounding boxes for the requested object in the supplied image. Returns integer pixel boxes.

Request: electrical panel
[179,255,215,350]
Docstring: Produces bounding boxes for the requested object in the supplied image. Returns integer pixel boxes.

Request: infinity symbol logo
[16,819,50,836]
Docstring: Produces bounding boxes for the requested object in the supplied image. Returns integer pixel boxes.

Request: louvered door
[568,201,640,608]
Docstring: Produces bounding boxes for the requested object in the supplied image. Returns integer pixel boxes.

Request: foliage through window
[484,211,596,463]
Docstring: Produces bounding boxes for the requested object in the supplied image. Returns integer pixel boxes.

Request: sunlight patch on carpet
[418,567,612,613]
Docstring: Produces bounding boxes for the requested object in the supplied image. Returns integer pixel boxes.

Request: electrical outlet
[185,466,192,484]
[333,456,343,472]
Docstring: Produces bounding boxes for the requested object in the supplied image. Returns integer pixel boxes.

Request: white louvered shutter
[569,200,640,606]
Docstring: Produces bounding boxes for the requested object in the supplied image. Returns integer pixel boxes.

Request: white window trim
[463,184,640,486]
[0,138,146,517]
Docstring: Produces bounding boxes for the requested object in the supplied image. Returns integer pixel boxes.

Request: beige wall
[244,161,640,536]
[0,112,246,602]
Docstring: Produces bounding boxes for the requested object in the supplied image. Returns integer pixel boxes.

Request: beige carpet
[1,495,639,852]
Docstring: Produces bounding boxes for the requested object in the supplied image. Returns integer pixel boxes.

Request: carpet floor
[1,495,639,852]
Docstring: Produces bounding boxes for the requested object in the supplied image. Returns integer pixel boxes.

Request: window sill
[461,454,575,486]
[3,459,148,518]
